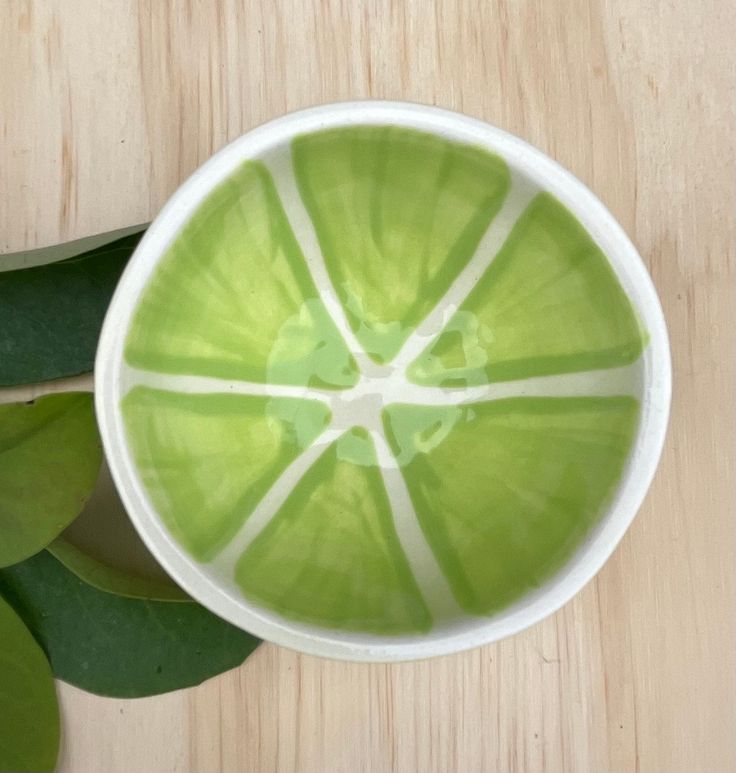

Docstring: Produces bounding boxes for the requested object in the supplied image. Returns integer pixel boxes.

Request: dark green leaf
[0,393,102,568]
[0,595,59,773]
[0,550,260,698]
[0,230,144,385]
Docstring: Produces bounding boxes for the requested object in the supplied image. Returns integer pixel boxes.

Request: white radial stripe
[122,360,641,414]
[123,366,334,405]
[391,171,538,371]
[214,426,343,574]
[262,148,372,373]
[394,362,643,405]
[369,430,465,620]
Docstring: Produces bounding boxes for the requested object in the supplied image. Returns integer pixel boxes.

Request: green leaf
[50,458,189,601]
[0,393,102,568]
[0,550,260,698]
[0,595,59,773]
[47,537,189,601]
[0,230,144,385]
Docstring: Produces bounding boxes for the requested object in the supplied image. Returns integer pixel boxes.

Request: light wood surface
[2,2,734,771]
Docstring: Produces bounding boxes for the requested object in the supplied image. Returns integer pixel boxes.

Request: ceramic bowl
[96,102,670,660]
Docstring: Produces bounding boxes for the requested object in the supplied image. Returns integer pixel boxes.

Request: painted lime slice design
[121,125,646,635]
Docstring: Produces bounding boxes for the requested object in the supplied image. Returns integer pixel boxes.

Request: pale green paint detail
[408,193,646,386]
[292,126,510,364]
[382,404,463,467]
[0,393,101,568]
[331,425,378,467]
[0,595,59,773]
[47,537,189,602]
[124,161,359,389]
[383,397,639,615]
[235,428,432,634]
[121,388,332,562]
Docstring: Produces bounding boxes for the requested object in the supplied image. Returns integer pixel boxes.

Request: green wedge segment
[235,428,432,634]
[408,193,645,386]
[383,397,639,614]
[122,388,332,561]
[124,161,358,389]
[293,126,510,363]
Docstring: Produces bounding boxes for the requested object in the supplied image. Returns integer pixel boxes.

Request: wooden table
[2,2,734,771]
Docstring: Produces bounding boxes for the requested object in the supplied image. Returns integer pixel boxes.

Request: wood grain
[2,1,734,771]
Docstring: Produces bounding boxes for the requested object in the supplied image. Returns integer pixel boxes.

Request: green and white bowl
[96,102,670,660]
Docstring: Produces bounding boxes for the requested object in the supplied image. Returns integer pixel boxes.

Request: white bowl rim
[95,100,671,662]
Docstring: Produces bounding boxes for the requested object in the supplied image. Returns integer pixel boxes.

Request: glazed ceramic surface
[96,103,670,660]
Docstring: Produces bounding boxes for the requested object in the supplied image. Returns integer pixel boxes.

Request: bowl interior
[96,103,670,660]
